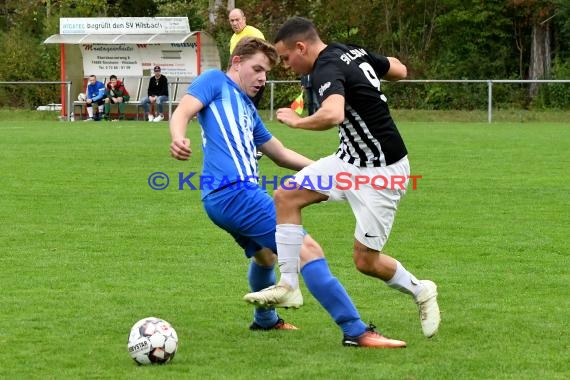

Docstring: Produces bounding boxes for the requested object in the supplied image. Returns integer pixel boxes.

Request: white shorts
[293,155,410,251]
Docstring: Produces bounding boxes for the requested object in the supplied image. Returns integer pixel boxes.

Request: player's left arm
[368,51,407,82]
[383,57,407,81]
[259,136,314,171]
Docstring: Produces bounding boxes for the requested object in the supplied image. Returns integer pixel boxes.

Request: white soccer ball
[127,317,179,365]
[77,93,86,101]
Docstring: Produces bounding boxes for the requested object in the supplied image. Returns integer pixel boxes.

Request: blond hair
[231,37,278,67]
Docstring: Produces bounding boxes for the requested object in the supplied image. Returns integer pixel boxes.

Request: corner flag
[290,91,304,115]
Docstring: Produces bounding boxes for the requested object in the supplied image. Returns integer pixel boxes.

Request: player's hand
[276,108,300,128]
[170,138,192,160]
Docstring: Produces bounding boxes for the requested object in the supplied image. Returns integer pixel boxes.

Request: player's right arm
[276,94,344,131]
[169,94,203,161]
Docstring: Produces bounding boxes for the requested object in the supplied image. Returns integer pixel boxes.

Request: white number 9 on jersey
[359,62,381,91]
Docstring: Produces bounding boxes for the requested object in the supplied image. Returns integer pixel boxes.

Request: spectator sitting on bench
[104,75,130,121]
[140,66,169,122]
[85,75,106,121]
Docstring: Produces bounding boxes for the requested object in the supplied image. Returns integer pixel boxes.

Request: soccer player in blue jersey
[169,37,406,347]
[245,17,441,342]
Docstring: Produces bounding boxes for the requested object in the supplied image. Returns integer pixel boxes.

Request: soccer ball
[77,93,86,101]
[127,317,178,365]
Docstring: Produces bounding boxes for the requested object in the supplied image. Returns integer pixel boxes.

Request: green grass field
[1,112,569,379]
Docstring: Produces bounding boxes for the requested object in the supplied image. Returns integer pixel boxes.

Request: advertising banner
[60,17,190,34]
[80,38,198,78]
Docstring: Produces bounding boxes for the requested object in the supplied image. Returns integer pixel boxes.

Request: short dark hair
[274,17,319,47]
[109,75,117,80]
[231,37,278,67]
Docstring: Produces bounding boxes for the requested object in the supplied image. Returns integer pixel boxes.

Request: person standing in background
[228,8,266,108]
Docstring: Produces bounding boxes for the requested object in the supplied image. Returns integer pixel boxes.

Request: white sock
[276,224,304,289]
[98,105,104,113]
[385,260,423,298]
[87,107,93,118]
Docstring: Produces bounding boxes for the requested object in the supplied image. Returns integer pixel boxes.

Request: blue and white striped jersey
[187,69,272,199]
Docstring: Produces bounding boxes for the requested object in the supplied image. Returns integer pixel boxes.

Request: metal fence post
[269,81,275,121]
[168,82,174,120]
[488,80,493,124]
[67,81,72,121]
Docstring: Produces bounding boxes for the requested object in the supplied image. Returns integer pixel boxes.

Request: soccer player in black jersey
[244,17,441,343]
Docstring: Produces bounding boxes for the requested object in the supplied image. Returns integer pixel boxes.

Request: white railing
[1,79,568,123]
[267,79,570,123]
[267,80,298,121]
[0,81,72,121]
[167,80,193,118]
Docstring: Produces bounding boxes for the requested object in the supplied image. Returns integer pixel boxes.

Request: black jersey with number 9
[312,43,408,167]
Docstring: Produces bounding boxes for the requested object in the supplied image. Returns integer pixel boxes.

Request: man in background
[229,8,265,54]
[84,75,106,122]
[104,75,130,121]
[140,66,169,122]
[228,8,266,108]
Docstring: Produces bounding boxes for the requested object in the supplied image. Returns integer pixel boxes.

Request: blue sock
[301,258,366,337]
[248,261,278,328]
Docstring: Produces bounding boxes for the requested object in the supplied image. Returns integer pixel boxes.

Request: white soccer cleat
[415,280,440,338]
[148,115,154,122]
[243,284,303,309]
[153,114,164,122]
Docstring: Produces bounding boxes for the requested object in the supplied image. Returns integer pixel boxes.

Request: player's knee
[273,186,294,209]
[352,250,374,275]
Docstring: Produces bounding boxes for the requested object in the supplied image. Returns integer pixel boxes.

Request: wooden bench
[73,76,193,120]
[73,77,144,120]
[73,77,106,120]
[122,76,144,120]
[137,77,193,121]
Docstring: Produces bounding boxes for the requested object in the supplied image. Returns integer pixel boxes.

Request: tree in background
[509,0,555,98]
[1,0,569,110]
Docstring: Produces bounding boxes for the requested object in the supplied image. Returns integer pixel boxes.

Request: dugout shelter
[44,17,221,119]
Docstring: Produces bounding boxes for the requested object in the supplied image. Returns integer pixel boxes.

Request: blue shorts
[203,184,277,258]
